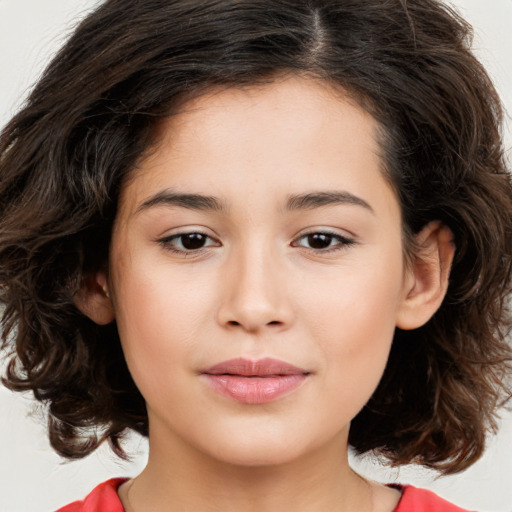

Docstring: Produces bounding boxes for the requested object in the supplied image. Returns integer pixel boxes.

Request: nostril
[225,319,281,328]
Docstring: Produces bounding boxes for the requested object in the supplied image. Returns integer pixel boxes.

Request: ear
[73,271,115,325]
[396,221,455,330]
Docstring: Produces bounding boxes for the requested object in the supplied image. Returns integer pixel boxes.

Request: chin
[199,425,333,469]
[210,443,304,468]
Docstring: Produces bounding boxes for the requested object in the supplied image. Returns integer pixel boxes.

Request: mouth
[201,357,311,404]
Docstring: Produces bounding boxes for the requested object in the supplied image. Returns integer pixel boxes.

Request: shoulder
[393,485,476,512]
[56,478,127,512]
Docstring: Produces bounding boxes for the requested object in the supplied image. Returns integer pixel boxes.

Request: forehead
[154,77,377,157]
[119,76,391,216]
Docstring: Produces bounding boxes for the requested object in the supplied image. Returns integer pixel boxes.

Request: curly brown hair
[1,0,511,475]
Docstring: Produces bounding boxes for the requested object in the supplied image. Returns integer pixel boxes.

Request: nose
[216,243,294,334]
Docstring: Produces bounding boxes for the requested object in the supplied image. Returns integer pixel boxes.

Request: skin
[77,76,454,511]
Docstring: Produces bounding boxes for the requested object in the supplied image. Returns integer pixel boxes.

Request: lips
[201,357,310,404]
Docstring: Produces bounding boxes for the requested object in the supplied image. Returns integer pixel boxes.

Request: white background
[1,1,511,511]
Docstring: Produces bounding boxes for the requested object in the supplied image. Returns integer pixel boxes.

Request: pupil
[182,233,206,250]
[308,233,332,249]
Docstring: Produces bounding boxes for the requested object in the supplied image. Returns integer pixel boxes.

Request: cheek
[111,253,218,396]
[301,253,404,338]
[299,257,404,401]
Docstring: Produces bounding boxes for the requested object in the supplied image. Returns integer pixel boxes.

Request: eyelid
[156,223,220,239]
[156,228,221,254]
[291,228,356,252]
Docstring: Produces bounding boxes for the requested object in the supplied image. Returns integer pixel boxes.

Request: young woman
[1,1,511,511]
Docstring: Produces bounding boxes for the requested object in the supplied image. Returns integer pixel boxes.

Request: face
[108,77,412,467]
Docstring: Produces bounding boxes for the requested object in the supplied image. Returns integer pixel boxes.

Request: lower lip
[203,374,308,404]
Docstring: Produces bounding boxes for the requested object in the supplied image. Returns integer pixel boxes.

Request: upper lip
[202,357,309,377]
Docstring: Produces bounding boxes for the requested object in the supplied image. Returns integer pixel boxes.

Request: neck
[120,430,379,512]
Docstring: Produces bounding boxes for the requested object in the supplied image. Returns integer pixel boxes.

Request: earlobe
[73,271,115,325]
[396,221,455,330]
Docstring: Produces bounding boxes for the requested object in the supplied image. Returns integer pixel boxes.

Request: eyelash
[291,230,356,253]
[157,230,355,255]
[157,231,219,255]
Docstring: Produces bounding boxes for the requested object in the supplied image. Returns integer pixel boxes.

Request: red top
[57,478,474,511]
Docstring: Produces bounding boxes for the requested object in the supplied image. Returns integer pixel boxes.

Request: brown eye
[158,231,219,253]
[293,231,355,252]
[180,233,208,250]
[306,233,334,249]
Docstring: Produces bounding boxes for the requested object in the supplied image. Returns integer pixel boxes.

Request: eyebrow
[285,191,374,213]
[137,190,227,213]
[136,189,373,215]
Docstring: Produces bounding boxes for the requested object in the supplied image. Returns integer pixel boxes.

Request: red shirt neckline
[57,477,473,512]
